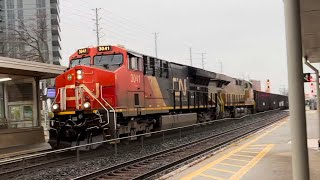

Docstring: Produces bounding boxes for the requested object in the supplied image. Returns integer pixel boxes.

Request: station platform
[164,111,320,180]
[0,127,51,159]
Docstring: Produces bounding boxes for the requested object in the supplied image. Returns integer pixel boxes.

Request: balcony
[51,14,60,25]
[50,3,59,15]
[53,57,60,65]
[52,46,61,59]
[52,35,60,48]
[50,0,59,4]
[51,25,60,36]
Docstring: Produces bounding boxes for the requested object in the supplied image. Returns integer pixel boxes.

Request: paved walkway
[166,111,320,180]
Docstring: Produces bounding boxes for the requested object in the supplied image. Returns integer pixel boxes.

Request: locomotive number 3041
[131,74,141,83]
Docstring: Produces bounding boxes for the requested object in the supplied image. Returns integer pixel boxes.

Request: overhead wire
[67,0,154,33]
[60,3,154,40]
[61,10,152,43]
[62,0,154,38]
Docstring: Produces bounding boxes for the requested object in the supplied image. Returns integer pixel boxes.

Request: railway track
[73,111,288,180]
[0,150,92,179]
[0,110,287,180]
[0,121,221,179]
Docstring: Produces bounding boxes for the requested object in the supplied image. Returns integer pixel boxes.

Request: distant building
[0,0,61,65]
[250,79,261,91]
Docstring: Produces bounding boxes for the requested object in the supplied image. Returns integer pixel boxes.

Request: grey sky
[60,0,289,93]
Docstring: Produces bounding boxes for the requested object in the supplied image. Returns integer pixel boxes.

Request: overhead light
[0,78,12,82]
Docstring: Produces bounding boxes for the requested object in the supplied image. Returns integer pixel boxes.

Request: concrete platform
[164,111,320,180]
[0,127,51,159]
[0,142,51,159]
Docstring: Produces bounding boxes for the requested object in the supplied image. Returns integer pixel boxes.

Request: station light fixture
[0,78,12,82]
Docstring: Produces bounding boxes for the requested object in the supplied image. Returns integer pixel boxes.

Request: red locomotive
[49,45,288,148]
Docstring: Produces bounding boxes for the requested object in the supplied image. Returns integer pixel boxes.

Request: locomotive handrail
[77,84,117,131]
[0,109,284,165]
[78,84,109,114]
[100,86,117,131]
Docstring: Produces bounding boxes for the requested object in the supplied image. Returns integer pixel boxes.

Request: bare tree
[0,33,20,58]
[1,14,51,63]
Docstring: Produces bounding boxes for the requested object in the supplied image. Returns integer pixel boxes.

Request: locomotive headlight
[76,69,83,80]
[52,104,59,110]
[83,102,91,109]
[77,74,83,80]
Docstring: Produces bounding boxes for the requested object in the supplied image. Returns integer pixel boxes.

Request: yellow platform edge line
[225,158,250,162]
[231,154,255,158]
[229,144,275,179]
[244,147,266,150]
[199,173,226,180]
[240,150,260,154]
[220,162,243,168]
[249,144,267,147]
[180,120,287,180]
[210,167,237,174]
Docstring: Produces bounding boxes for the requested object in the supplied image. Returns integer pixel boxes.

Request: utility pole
[93,8,102,46]
[189,47,192,66]
[154,32,158,58]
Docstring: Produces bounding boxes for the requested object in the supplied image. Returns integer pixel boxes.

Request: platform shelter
[0,56,64,158]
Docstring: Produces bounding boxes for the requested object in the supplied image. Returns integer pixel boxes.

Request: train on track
[49,45,289,148]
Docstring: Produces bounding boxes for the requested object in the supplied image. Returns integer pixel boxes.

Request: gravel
[10,111,287,180]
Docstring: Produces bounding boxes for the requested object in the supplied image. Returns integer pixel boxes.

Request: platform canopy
[0,56,65,79]
[301,0,320,63]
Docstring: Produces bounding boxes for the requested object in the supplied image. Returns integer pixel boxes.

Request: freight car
[254,91,289,112]
[49,45,288,148]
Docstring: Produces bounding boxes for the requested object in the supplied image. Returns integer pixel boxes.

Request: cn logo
[173,78,187,96]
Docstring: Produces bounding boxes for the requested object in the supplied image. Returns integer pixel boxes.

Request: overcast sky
[60,0,291,93]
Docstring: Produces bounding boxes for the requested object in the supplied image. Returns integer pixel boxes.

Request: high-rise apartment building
[0,0,61,65]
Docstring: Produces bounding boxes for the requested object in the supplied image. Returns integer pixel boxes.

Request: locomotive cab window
[93,54,123,71]
[70,57,91,67]
[129,56,142,71]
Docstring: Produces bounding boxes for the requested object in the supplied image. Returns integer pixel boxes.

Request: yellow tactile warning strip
[181,120,287,180]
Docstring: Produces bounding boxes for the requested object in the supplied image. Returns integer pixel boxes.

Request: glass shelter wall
[0,74,38,129]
